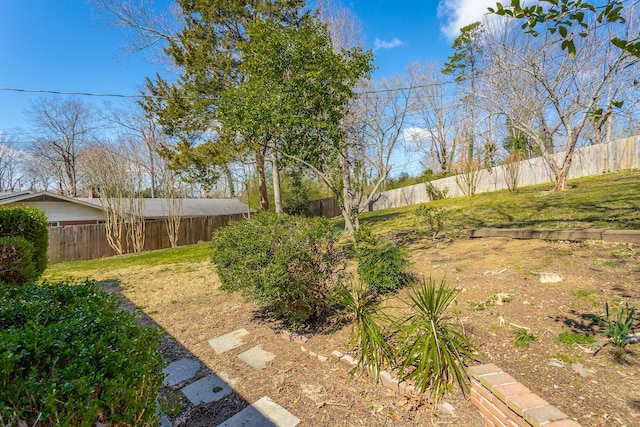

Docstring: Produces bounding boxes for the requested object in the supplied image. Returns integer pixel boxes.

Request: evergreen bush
[0,236,37,286]
[0,281,165,426]
[211,213,340,329]
[0,207,48,278]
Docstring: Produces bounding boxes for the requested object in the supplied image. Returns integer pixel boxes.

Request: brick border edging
[280,330,417,394]
[468,364,582,427]
[281,334,583,426]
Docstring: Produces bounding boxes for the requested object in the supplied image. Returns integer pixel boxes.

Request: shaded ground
[91,237,638,426]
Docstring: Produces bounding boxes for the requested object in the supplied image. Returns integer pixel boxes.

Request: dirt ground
[102,236,639,427]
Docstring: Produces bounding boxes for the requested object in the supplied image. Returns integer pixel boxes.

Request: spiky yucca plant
[334,281,393,380]
[395,278,479,402]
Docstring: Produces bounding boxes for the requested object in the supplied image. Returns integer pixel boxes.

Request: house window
[97,220,106,225]
[47,222,59,227]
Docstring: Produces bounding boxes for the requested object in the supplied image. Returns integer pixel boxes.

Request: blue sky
[0,0,495,137]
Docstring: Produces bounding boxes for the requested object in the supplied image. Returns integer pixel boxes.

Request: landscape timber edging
[468,228,640,245]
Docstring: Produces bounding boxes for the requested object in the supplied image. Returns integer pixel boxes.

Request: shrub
[0,236,37,286]
[211,213,340,329]
[414,204,445,240]
[0,281,165,426]
[0,207,48,278]
[425,180,449,201]
[354,226,412,295]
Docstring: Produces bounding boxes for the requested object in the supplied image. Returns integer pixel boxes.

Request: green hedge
[211,213,340,329]
[0,281,165,426]
[0,236,37,286]
[0,207,48,278]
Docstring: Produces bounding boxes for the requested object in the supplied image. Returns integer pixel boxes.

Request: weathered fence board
[48,213,247,264]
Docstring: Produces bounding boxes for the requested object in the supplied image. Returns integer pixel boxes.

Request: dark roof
[76,197,252,218]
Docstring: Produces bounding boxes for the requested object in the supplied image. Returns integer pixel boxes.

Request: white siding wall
[6,201,105,222]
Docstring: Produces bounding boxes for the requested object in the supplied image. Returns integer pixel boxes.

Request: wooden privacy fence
[48,213,247,264]
[309,197,342,219]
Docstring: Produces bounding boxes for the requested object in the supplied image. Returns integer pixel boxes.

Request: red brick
[491,394,519,421]
[493,382,532,403]
[545,420,583,427]
[470,388,483,410]
[483,403,508,427]
[479,412,497,427]
[507,393,549,416]
[479,372,518,391]
[485,399,508,424]
[468,364,503,379]
[523,405,568,427]
[472,379,494,400]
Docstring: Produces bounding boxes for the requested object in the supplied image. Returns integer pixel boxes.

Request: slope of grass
[359,170,640,238]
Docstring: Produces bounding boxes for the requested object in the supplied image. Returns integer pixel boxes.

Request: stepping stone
[160,415,172,427]
[181,374,232,405]
[218,396,300,427]
[539,272,563,283]
[238,345,275,370]
[163,358,201,386]
[209,328,250,354]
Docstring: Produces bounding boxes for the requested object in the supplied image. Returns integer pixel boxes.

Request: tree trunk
[255,147,269,211]
[340,155,356,234]
[223,164,236,198]
[270,140,283,213]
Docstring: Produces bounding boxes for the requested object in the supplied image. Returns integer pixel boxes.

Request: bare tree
[82,141,146,254]
[358,73,415,190]
[121,140,146,253]
[27,97,100,196]
[91,0,182,64]
[314,0,364,50]
[482,19,638,191]
[0,139,26,192]
[159,168,183,248]
[408,62,462,174]
[103,102,169,198]
[82,144,128,254]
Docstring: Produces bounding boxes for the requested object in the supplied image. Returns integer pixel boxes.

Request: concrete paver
[238,345,275,370]
[163,358,201,386]
[180,373,232,405]
[208,328,250,354]
[218,396,300,427]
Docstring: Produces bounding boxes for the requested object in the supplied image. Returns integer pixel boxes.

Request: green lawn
[44,242,211,281]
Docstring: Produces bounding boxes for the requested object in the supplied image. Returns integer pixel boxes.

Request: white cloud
[373,37,405,50]
[402,126,432,144]
[438,0,496,39]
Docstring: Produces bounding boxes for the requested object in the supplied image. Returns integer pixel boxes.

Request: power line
[0,87,144,98]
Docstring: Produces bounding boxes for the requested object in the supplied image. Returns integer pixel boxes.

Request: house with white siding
[0,191,251,227]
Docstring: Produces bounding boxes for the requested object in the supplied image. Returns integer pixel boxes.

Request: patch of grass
[44,242,212,281]
[571,290,599,306]
[602,261,620,268]
[548,352,573,363]
[512,328,536,348]
[556,331,596,347]
[468,293,512,311]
